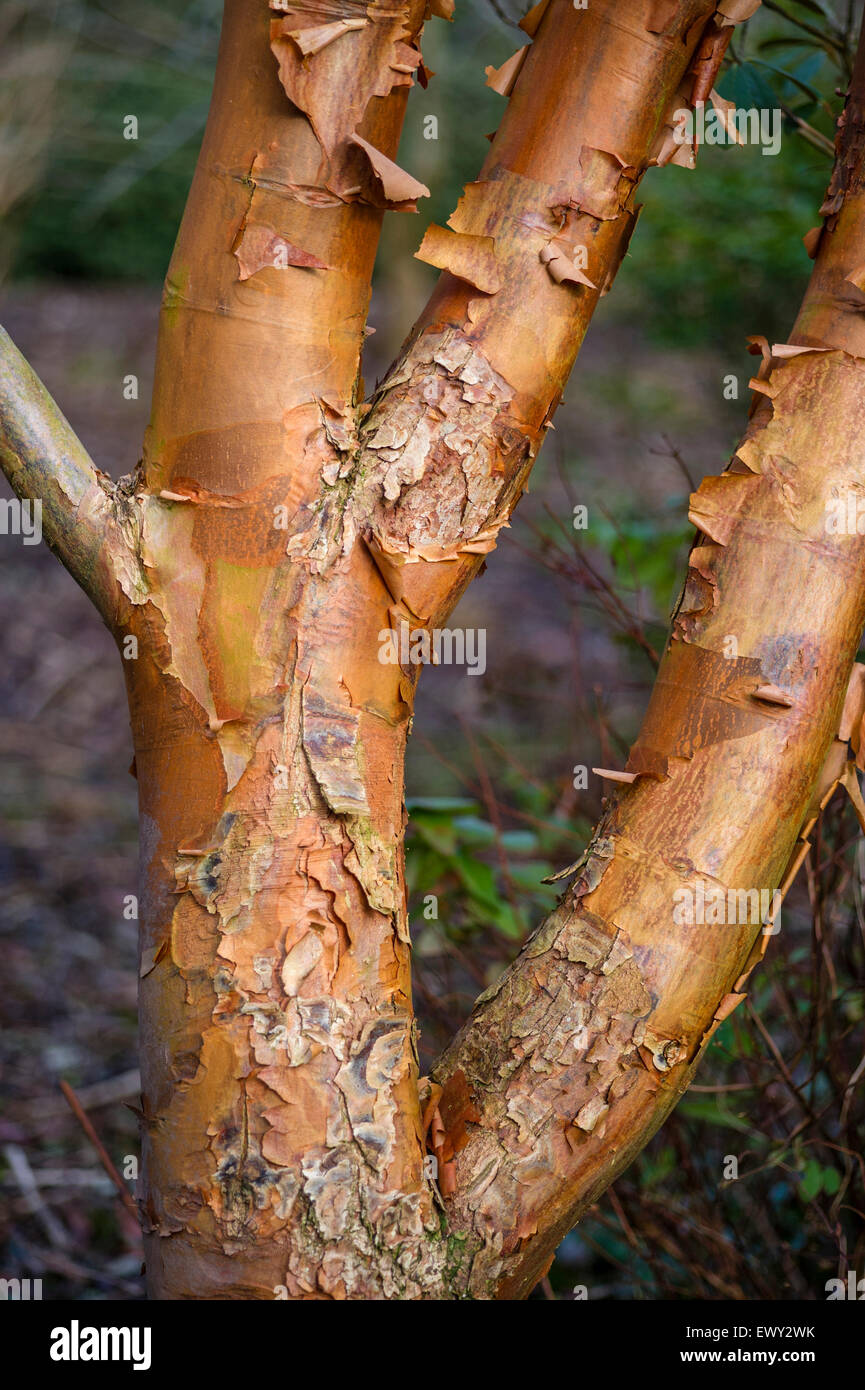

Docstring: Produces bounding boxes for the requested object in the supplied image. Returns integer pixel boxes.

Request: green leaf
[678,1098,752,1133]
[507,860,558,891]
[821,1165,841,1196]
[451,815,496,846]
[499,829,539,854]
[489,901,526,940]
[757,36,828,54]
[410,812,457,856]
[716,62,779,114]
[454,853,499,910]
[640,1145,677,1189]
[406,797,478,815]
[794,52,827,85]
[786,0,843,20]
[799,1159,823,1201]
[405,845,447,896]
[751,56,822,103]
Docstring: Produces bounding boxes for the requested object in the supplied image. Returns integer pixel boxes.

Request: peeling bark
[434,346,865,1298]
[430,11,865,1300]
[4,0,865,1302]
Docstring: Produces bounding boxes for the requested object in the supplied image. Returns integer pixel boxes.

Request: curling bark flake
[2,0,863,1300]
[430,12,865,1300]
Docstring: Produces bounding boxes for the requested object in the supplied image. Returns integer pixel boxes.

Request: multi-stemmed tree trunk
[3,0,865,1298]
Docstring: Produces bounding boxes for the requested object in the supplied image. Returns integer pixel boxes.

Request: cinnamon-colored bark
[431,3,865,1300]
[2,0,863,1301]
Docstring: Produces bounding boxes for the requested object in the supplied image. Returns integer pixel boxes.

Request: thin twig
[59,1079,139,1227]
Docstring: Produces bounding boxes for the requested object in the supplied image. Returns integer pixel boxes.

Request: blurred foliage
[621,138,827,350]
[407,794,578,948]
[5,0,220,282]
[618,7,855,347]
[4,0,861,353]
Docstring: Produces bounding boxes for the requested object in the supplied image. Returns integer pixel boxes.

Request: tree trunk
[3,0,864,1300]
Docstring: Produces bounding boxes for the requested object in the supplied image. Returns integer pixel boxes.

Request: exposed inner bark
[3,0,865,1301]
[127,0,733,1299]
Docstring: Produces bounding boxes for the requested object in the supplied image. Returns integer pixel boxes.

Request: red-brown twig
[59,1079,139,1229]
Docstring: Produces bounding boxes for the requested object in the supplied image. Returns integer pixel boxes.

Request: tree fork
[3,0,858,1302]
[108,0,739,1300]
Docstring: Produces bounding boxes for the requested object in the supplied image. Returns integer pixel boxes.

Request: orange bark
[2,0,863,1301]
[128,0,729,1299]
[431,5,865,1300]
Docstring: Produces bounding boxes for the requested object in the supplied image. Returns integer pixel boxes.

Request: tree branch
[352,0,727,629]
[428,0,865,1300]
[0,325,134,624]
[144,0,434,507]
